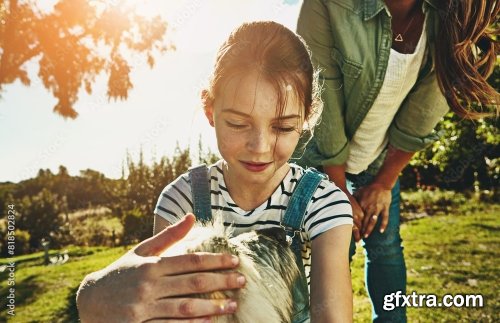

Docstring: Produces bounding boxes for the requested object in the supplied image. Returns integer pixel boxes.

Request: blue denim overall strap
[188,164,212,222]
[282,168,326,323]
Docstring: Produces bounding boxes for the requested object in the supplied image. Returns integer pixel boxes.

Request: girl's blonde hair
[203,21,321,128]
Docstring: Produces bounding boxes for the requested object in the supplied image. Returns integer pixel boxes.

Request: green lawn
[352,204,499,322]
[0,247,126,322]
[1,205,498,322]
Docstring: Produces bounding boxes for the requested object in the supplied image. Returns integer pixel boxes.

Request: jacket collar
[363,0,439,21]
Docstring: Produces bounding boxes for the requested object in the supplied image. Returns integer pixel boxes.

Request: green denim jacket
[294,0,449,171]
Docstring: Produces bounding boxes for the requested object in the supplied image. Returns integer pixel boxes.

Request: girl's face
[205,71,304,187]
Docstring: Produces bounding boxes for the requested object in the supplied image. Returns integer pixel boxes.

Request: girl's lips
[241,161,272,172]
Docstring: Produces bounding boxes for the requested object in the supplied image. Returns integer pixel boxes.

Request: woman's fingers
[135,214,196,257]
[146,297,238,320]
[157,252,240,276]
[78,215,247,323]
[361,203,376,235]
[351,204,364,229]
[352,225,361,242]
[157,272,246,298]
[379,207,390,234]
[352,208,363,243]
[356,185,392,238]
[362,212,380,238]
[347,192,364,242]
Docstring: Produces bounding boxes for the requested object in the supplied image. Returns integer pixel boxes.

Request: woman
[294,0,499,322]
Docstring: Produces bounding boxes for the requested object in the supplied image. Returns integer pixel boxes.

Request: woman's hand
[346,191,364,242]
[354,183,391,238]
[76,214,245,323]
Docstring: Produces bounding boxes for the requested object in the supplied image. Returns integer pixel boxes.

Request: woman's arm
[296,0,350,166]
[76,214,244,323]
[298,0,360,242]
[310,224,353,322]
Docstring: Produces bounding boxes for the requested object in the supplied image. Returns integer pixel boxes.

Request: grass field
[351,203,499,322]
[1,203,498,322]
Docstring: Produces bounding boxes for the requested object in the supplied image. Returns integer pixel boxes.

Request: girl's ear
[201,90,215,127]
[204,105,215,127]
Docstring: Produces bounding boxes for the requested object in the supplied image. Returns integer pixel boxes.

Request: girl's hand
[353,183,391,238]
[346,191,364,242]
[77,214,245,323]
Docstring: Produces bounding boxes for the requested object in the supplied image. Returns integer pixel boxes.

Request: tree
[0,0,172,118]
[117,146,193,242]
[406,65,499,190]
[16,188,66,250]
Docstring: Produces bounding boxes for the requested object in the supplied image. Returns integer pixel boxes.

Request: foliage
[400,189,498,219]
[407,113,499,190]
[0,144,219,253]
[117,146,193,241]
[72,169,117,208]
[197,135,220,165]
[5,166,117,211]
[0,0,172,118]
[121,208,149,245]
[17,189,66,250]
[66,208,122,247]
[13,229,31,255]
[404,64,499,191]
[0,227,30,256]
[0,182,15,216]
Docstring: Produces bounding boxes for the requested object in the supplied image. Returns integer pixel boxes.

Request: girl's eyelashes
[273,121,300,133]
[224,120,297,133]
[225,121,247,129]
[273,126,297,133]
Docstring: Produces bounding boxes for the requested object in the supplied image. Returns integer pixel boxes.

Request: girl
[77,21,353,322]
[295,0,499,322]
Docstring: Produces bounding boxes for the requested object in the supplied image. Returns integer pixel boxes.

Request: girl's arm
[154,212,172,234]
[310,224,353,322]
[76,214,244,323]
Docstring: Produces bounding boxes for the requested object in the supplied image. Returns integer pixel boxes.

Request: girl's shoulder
[206,160,225,178]
[288,163,339,192]
[287,164,352,240]
[161,170,191,192]
[288,163,349,208]
[168,160,224,189]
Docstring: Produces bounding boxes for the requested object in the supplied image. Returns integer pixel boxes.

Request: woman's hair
[435,0,499,118]
[203,21,321,127]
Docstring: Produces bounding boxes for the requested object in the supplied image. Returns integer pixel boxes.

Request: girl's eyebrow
[221,108,302,120]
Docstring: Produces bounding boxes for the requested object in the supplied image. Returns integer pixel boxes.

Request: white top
[345,18,428,174]
[155,160,353,285]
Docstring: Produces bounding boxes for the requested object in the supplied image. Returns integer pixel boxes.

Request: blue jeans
[347,172,407,323]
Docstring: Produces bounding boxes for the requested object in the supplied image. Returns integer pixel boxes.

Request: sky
[0,0,303,183]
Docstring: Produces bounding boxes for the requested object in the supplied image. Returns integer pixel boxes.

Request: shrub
[121,208,152,245]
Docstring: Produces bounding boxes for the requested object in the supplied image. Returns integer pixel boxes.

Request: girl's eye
[274,126,296,133]
[226,121,246,129]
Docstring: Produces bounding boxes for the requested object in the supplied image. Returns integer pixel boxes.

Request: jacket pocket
[331,47,362,98]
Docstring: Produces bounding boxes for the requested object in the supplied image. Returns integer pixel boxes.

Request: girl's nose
[246,128,272,153]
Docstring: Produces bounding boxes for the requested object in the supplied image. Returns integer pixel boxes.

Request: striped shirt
[154,160,353,284]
